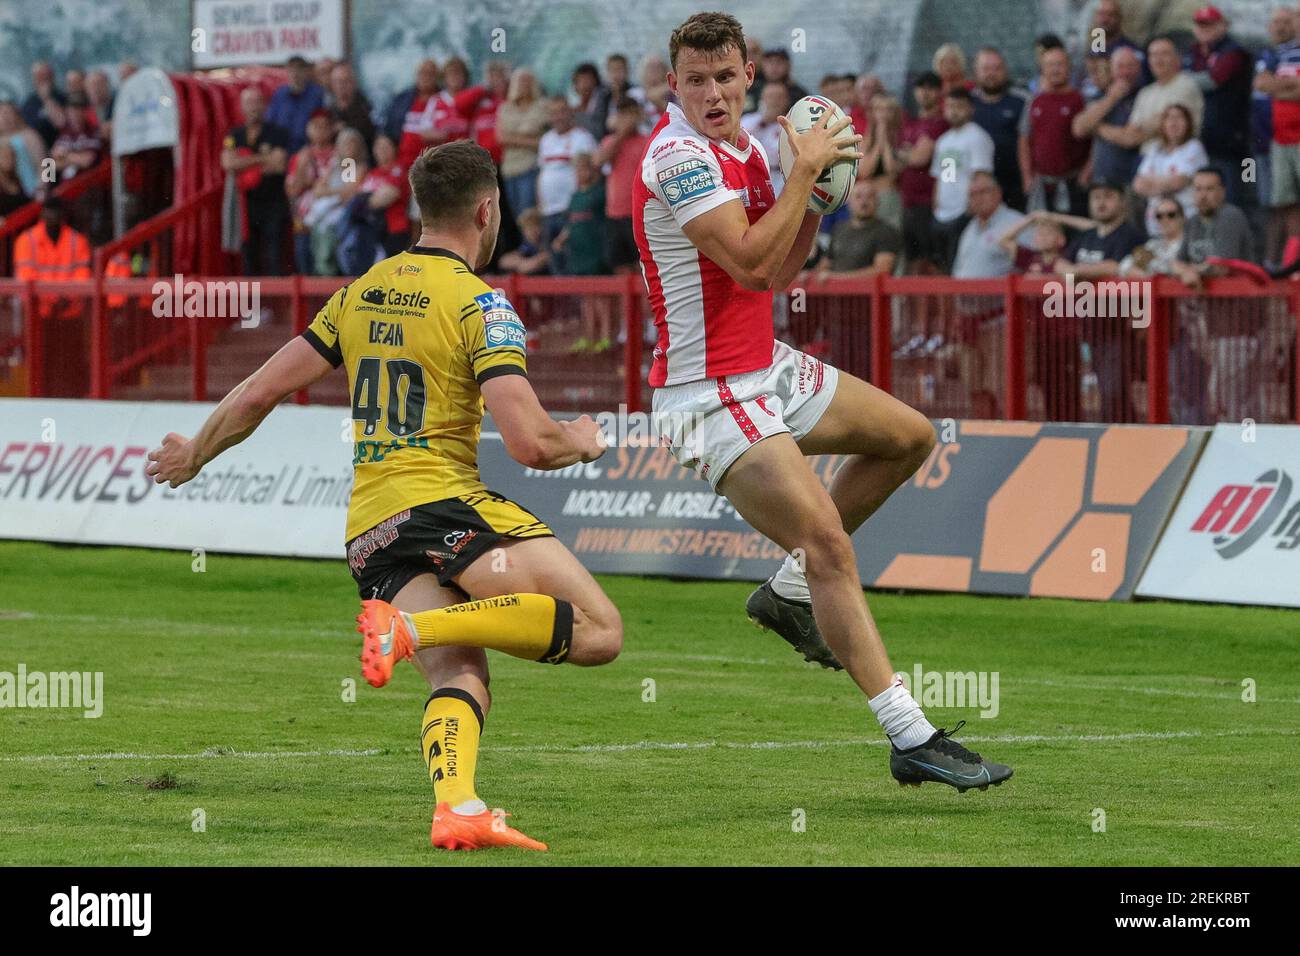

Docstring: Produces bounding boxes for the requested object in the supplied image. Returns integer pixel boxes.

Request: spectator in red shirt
[899,71,948,270]
[286,109,337,274]
[433,57,473,144]
[595,97,650,274]
[453,61,511,165]
[362,134,411,256]
[1020,47,1091,217]
[394,60,443,171]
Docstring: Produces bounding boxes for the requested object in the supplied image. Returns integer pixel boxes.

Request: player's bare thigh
[391,573,491,704]
[452,537,622,667]
[717,432,847,557]
[796,370,935,461]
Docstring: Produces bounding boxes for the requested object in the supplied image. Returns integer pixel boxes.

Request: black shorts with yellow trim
[347,491,554,600]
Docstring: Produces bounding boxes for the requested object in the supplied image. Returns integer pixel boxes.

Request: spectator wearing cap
[898,71,948,270]
[266,55,326,153]
[1073,47,1144,194]
[756,49,808,105]
[1053,179,1147,422]
[1020,46,1090,218]
[930,88,994,271]
[327,63,375,153]
[221,86,290,276]
[1186,5,1253,205]
[1253,6,1300,267]
[1099,36,1203,153]
[971,47,1029,211]
[22,61,66,149]
[50,91,104,181]
[1173,166,1260,421]
[571,63,611,142]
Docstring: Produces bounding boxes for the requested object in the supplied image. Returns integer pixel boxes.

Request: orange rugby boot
[355,599,415,688]
[429,803,549,851]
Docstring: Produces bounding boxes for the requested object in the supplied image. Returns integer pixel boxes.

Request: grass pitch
[0,540,1297,866]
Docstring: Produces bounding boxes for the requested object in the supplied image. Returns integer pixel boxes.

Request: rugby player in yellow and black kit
[146,141,621,852]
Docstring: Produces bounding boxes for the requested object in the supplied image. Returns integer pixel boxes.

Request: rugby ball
[778,95,858,215]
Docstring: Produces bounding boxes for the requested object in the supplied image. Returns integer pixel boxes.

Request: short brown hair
[669,12,746,70]
[408,140,498,229]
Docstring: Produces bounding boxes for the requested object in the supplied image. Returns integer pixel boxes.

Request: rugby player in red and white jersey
[635,12,1011,792]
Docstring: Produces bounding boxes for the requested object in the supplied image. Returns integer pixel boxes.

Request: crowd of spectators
[0,60,127,231]
[6,2,1298,301]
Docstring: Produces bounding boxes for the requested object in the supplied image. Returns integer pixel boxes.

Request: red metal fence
[1,273,1297,425]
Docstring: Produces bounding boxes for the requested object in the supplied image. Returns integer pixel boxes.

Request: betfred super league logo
[1190,469,1300,558]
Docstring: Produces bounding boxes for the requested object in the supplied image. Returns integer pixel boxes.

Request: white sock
[868,680,937,750]
[452,798,487,816]
[770,553,811,604]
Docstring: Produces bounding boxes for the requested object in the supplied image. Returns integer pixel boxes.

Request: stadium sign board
[481,421,1209,602]
[192,0,346,69]
[0,399,350,558]
[1137,424,1300,608]
[0,401,1210,603]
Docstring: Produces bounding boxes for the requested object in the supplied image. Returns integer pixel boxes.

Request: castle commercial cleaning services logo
[1189,468,1300,559]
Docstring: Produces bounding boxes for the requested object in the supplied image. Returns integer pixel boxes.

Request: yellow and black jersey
[302,246,528,541]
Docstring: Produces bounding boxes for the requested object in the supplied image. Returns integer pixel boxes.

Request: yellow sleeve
[460,283,527,383]
[302,283,348,368]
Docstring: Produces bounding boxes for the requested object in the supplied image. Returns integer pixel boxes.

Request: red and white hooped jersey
[633,103,777,387]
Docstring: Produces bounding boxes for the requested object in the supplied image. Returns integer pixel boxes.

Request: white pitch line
[4,728,1293,764]
[1020,678,1300,706]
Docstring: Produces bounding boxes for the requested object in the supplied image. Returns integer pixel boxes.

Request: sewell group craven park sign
[1138,424,1300,608]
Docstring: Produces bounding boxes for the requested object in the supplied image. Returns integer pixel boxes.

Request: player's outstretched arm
[145,336,335,488]
[682,112,859,291]
[481,374,606,470]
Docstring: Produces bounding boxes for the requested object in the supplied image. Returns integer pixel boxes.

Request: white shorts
[652,341,840,491]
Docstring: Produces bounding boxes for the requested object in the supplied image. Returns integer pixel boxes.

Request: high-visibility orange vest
[14,223,93,322]
[13,222,92,283]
